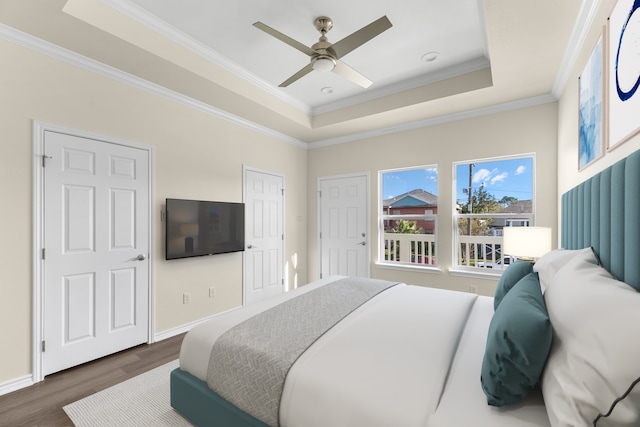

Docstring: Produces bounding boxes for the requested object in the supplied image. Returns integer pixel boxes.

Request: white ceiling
[0,0,589,145]
[127,0,490,112]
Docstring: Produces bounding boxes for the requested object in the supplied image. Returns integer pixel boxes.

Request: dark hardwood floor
[0,333,185,427]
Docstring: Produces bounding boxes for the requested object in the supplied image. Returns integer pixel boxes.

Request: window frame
[451,153,536,275]
[377,165,439,271]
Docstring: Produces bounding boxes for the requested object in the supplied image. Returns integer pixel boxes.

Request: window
[379,166,438,267]
[454,155,534,271]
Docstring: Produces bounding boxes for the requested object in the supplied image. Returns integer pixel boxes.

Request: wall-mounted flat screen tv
[165,198,245,260]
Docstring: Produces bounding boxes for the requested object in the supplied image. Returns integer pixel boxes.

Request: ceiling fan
[253,15,392,88]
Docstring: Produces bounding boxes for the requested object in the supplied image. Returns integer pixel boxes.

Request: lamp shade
[502,227,552,259]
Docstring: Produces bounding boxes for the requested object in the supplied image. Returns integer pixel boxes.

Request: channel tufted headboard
[561,149,640,291]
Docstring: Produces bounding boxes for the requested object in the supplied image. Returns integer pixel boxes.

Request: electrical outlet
[469,284,478,294]
[209,287,216,298]
[183,292,191,304]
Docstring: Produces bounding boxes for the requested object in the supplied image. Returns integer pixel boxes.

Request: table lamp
[502,226,552,262]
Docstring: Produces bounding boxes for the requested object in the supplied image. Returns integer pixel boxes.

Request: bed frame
[170,368,268,427]
[171,149,640,426]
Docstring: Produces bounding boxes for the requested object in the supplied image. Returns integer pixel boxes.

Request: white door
[318,174,369,278]
[43,131,150,376]
[243,168,284,305]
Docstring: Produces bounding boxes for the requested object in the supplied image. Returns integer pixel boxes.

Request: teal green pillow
[481,272,552,407]
[493,261,534,310]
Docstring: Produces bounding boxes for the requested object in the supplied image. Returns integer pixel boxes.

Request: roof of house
[383,189,438,208]
[499,200,532,214]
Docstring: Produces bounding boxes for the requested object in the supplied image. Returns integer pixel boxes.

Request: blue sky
[382,157,533,203]
[382,167,438,199]
[456,158,533,203]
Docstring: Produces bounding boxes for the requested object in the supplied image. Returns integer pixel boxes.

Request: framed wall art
[608,0,640,150]
[578,32,604,170]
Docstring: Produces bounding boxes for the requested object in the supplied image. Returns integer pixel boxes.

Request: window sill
[375,262,442,274]
[448,268,502,280]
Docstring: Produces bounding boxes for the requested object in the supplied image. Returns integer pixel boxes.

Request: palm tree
[389,220,428,262]
[391,219,422,234]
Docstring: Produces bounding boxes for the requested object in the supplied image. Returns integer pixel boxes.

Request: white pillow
[542,249,640,427]
[533,247,592,293]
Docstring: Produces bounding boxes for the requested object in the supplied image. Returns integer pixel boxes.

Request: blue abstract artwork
[579,35,603,169]
[609,0,640,148]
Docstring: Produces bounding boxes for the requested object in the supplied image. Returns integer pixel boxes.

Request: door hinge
[318,190,322,198]
[42,340,46,352]
[281,188,284,196]
[42,155,52,167]
[42,248,46,260]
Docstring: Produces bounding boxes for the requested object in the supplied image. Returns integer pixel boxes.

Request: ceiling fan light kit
[253,15,392,88]
[311,55,336,72]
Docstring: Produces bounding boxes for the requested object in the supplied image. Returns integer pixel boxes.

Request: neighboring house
[383,189,438,234]
[490,200,533,234]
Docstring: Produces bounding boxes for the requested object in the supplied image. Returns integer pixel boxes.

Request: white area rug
[63,360,193,426]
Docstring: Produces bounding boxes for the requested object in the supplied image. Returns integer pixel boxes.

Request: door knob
[357,241,366,246]
[136,254,146,261]
[248,245,258,249]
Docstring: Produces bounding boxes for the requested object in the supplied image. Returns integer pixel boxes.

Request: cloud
[515,165,526,175]
[424,168,438,181]
[491,172,509,185]
[472,168,492,183]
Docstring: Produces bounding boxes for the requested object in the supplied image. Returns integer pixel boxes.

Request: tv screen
[165,198,245,260]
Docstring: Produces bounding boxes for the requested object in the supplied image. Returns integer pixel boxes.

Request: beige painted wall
[0,39,308,385]
[4,0,640,393]
[557,0,640,197]
[307,102,559,297]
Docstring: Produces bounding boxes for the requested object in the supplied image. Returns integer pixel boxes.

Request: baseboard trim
[154,307,240,342]
[0,375,34,397]
[0,309,241,397]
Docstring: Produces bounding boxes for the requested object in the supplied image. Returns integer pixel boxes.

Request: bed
[170,149,640,427]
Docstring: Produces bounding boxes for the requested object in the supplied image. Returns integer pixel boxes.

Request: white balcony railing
[383,233,436,265]
[382,233,510,269]
[457,235,508,269]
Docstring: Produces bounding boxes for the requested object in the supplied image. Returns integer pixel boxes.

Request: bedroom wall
[307,102,558,297]
[557,0,640,197]
[0,39,308,386]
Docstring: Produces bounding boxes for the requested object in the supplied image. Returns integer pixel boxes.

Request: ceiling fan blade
[330,16,392,59]
[279,63,314,87]
[253,21,316,57]
[333,60,372,88]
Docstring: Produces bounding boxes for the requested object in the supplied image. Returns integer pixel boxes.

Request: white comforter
[179,276,550,427]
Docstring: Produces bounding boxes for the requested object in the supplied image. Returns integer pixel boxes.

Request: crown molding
[311,57,491,115]
[0,23,558,151]
[2,0,598,151]
[0,23,307,149]
[307,94,557,149]
[552,0,602,97]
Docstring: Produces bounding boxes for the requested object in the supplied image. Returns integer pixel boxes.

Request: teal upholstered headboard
[561,150,640,291]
